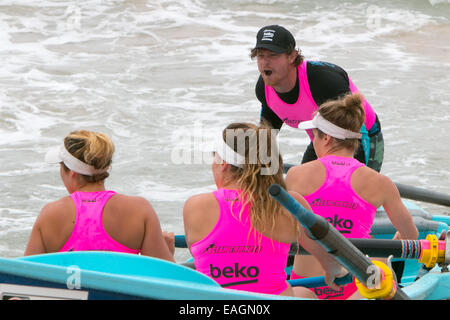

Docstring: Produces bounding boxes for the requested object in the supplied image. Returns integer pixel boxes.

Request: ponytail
[221,123,298,236]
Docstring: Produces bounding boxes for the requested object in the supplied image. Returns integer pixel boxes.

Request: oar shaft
[175,235,187,248]
[268,184,410,300]
[395,183,450,207]
[288,273,353,288]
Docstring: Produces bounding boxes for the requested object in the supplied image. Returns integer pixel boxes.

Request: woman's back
[286,93,418,299]
[190,188,292,294]
[25,129,174,262]
[32,192,158,253]
[287,157,385,208]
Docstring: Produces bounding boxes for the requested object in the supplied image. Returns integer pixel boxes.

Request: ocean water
[0,0,448,259]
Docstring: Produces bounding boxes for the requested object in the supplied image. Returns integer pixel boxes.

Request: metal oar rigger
[268,183,411,300]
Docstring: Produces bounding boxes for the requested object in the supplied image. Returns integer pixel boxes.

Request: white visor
[298,114,362,140]
[213,136,245,168]
[45,144,108,176]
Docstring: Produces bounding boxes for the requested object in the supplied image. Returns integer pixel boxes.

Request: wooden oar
[282,163,450,207]
[268,183,410,300]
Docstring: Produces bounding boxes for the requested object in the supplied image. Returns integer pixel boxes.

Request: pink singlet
[291,155,377,300]
[59,190,140,254]
[264,60,376,140]
[305,155,377,238]
[190,189,291,295]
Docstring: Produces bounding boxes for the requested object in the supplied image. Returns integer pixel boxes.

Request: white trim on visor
[45,145,108,176]
[213,137,245,168]
[298,114,362,140]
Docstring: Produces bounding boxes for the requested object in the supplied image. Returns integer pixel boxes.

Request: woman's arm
[24,206,50,256]
[380,175,418,240]
[183,193,219,249]
[140,199,175,262]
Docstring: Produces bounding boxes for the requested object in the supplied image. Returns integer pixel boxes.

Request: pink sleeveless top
[265,60,376,140]
[59,190,140,254]
[190,189,291,295]
[304,156,377,238]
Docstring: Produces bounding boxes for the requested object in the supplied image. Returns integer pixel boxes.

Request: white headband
[298,113,362,140]
[214,137,245,168]
[45,144,108,176]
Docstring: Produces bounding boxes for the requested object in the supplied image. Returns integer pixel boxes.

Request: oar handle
[288,273,353,288]
[175,235,187,248]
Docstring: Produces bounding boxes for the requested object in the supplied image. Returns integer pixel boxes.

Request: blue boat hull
[0,252,295,300]
[0,200,448,300]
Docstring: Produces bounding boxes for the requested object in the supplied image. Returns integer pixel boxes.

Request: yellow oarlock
[355,260,397,300]
[418,234,441,268]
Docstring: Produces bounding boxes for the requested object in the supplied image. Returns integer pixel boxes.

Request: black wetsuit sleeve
[307,61,381,132]
[306,61,351,106]
[255,75,283,130]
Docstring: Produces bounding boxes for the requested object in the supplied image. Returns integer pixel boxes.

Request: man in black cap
[250,25,384,172]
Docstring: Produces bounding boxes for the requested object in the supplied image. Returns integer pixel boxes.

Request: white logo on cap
[261,29,275,42]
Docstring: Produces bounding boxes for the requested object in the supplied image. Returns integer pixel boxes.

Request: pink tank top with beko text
[264,60,376,140]
[304,156,377,238]
[59,190,140,254]
[190,189,291,295]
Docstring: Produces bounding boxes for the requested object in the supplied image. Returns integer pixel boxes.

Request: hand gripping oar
[282,163,450,207]
[268,183,411,300]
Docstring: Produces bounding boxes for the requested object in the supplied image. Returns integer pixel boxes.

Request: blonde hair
[317,93,366,153]
[221,122,298,236]
[63,130,114,183]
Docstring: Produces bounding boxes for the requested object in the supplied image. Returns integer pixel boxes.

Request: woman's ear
[69,170,84,189]
[221,162,230,172]
[69,170,78,179]
[323,134,332,146]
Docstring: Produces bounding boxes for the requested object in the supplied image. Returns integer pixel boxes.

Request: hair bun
[343,92,364,109]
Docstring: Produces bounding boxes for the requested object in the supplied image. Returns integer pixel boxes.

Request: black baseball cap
[253,25,296,54]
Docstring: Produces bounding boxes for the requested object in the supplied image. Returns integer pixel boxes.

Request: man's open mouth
[263,70,272,76]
